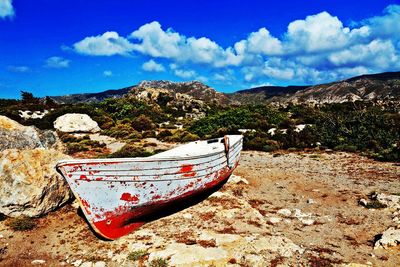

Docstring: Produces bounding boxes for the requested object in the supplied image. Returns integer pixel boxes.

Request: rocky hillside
[132,80,229,105]
[228,85,309,105]
[50,87,132,104]
[48,71,400,106]
[278,71,400,104]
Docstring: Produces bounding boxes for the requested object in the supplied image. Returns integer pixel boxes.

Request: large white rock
[0,149,73,217]
[374,227,400,249]
[0,116,59,151]
[54,113,100,133]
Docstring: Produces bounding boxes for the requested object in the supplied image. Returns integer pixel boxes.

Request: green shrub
[127,250,148,261]
[108,144,153,158]
[103,123,135,139]
[131,114,155,131]
[149,258,168,267]
[66,142,89,154]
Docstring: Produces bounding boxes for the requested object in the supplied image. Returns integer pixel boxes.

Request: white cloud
[45,56,70,68]
[103,70,113,77]
[7,65,29,73]
[0,0,14,19]
[328,39,399,69]
[71,5,400,85]
[74,31,134,56]
[234,28,282,56]
[174,69,197,79]
[142,59,165,72]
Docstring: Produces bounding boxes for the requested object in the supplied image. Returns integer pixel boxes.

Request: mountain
[50,87,132,104]
[49,71,400,105]
[130,80,229,105]
[228,85,309,105]
[284,71,400,104]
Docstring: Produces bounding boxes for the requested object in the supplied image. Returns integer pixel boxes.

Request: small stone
[31,260,46,265]
[277,209,291,217]
[359,199,368,207]
[0,234,3,238]
[228,174,249,185]
[182,213,193,220]
[72,259,83,267]
[80,262,93,267]
[307,198,315,204]
[300,218,315,226]
[269,217,282,224]
[93,261,106,267]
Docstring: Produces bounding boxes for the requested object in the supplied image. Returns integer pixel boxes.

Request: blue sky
[0,0,399,99]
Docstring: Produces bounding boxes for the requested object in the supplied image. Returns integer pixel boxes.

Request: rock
[376,193,400,210]
[72,259,83,267]
[374,227,400,249]
[0,149,73,217]
[148,243,228,266]
[228,174,249,185]
[269,217,282,224]
[250,236,304,257]
[358,198,368,207]
[0,116,59,151]
[300,218,315,226]
[80,262,93,267]
[31,260,46,265]
[307,198,315,204]
[277,208,292,217]
[54,113,100,133]
[93,261,106,267]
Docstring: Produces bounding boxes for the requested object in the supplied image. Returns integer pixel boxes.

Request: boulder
[0,116,59,151]
[0,149,73,217]
[54,113,100,133]
[374,227,400,249]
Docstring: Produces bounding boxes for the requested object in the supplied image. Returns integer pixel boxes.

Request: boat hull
[56,135,243,240]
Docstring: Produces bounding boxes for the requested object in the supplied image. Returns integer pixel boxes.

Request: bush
[149,258,168,267]
[164,130,199,142]
[127,250,148,261]
[107,144,153,158]
[103,123,135,139]
[131,114,155,132]
[6,216,37,231]
[66,143,89,154]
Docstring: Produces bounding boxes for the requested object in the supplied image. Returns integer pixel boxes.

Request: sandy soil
[0,151,399,266]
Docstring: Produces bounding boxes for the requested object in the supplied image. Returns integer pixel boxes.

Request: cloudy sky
[0,0,399,98]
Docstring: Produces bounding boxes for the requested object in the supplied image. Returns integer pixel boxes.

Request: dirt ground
[0,151,399,266]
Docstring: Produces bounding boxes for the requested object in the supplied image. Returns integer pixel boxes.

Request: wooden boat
[56,135,243,240]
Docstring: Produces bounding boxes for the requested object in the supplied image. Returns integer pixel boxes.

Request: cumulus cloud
[71,5,400,85]
[45,56,70,68]
[74,31,134,56]
[174,69,197,79]
[142,59,165,72]
[103,70,113,77]
[7,65,29,73]
[0,0,14,19]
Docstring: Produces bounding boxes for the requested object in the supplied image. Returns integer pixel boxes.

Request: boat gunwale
[56,136,243,167]
[63,150,242,182]
[66,143,242,174]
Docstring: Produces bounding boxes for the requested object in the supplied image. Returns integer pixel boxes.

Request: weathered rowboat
[56,135,243,240]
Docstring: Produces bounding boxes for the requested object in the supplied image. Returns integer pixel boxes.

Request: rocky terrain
[0,125,399,266]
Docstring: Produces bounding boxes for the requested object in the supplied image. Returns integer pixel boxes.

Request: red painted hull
[92,166,234,240]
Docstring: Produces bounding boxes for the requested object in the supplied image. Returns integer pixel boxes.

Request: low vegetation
[1,91,399,162]
[127,250,148,261]
[6,216,37,231]
[149,257,169,267]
